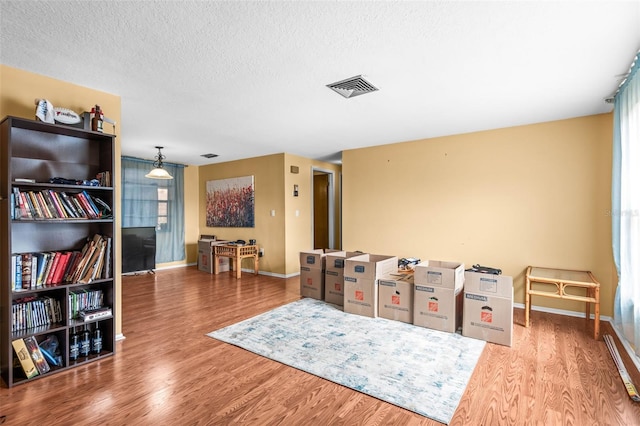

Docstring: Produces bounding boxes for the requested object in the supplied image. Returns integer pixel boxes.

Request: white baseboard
[512,302,612,321]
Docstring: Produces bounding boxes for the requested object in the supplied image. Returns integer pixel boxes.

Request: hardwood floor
[2,267,639,425]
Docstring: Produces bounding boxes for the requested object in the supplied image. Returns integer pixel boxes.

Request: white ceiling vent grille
[327,75,378,99]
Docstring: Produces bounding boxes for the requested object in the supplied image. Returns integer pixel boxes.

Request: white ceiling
[1,1,639,166]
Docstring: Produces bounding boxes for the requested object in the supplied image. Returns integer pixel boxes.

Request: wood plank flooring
[2,266,639,425]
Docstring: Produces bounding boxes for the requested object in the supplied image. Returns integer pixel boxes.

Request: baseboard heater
[604,334,640,402]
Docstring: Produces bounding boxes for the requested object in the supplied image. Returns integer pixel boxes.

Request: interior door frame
[311,167,335,249]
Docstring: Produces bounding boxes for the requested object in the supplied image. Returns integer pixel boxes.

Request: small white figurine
[34,98,55,123]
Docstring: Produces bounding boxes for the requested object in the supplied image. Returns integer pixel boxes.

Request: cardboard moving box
[414,260,465,290]
[324,251,361,306]
[198,239,229,273]
[300,249,339,300]
[414,284,463,333]
[344,254,398,318]
[462,271,514,347]
[378,274,414,323]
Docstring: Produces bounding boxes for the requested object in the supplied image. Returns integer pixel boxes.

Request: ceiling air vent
[201,153,219,159]
[327,75,378,99]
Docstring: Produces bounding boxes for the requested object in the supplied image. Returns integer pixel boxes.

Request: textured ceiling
[1,1,639,166]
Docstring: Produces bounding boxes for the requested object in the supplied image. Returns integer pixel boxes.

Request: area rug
[207,298,485,424]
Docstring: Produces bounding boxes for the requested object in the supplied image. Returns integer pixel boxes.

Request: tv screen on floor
[121,227,156,273]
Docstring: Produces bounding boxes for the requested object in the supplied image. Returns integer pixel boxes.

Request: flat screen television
[121,226,156,274]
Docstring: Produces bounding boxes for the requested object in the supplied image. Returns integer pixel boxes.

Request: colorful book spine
[12,339,38,379]
[23,336,51,375]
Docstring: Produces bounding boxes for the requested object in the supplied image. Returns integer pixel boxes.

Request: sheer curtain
[612,50,640,362]
[121,156,185,263]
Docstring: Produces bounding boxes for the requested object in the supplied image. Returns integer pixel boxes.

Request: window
[121,156,185,263]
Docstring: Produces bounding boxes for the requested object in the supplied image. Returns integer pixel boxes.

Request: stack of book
[11,234,112,291]
[11,187,111,220]
[69,289,105,320]
[12,296,63,332]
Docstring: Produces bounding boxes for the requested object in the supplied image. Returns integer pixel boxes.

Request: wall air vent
[201,153,219,159]
[327,75,378,99]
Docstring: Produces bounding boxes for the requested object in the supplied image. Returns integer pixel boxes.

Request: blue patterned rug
[207,298,485,424]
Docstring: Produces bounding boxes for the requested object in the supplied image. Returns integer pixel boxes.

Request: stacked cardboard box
[324,251,361,306]
[300,249,339,299]
[462,271,514,346]
[413,260,465,333]
[197,239,230,273]
[378,274,414,323]
[344,254,398,318]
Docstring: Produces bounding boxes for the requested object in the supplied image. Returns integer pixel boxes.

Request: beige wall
[198,153,341,276]
[199,154,287,274]
[0,65,124,335]
[284,154,342,275]
[343,114,615,316]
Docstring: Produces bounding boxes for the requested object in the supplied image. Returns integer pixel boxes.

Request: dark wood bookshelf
[0,116,116,387]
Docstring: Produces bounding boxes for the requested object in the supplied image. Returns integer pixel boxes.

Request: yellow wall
[284,154,342,275]
[199,154,287,274]
[343,114,615,316]
[0,65,124,334]
[198,153,341,276]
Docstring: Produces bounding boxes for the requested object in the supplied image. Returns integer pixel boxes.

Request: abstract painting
[206,176,255,227]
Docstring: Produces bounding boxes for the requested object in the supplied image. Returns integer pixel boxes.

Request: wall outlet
[259,248,264,257]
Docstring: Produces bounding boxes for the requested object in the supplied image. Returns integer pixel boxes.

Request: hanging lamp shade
[145,146,173,179]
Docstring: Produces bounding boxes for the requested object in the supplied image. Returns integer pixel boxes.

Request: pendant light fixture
[145,146,173,179]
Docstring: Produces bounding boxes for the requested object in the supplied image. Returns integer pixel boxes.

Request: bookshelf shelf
[0,116,116,387]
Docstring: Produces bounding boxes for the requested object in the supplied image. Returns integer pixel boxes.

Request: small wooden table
[214,244,259,279]
[525,266,600,339]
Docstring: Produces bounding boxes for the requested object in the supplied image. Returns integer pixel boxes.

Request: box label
[355,265,365,273]
[326,270,338,276]
[416,285,435,293]
[466,293,488,302]
[345,276,357,282]
[334,283,341,291]
[428,297,439,312]
[355,290,364,301]
[481,306,493,323]
[479,277,498,293]
[392,295,400,305]
[306,256,316,265]
[301,266,311,272]
[334,259,345,268]
[379,281,396,287]
[427,271,442,284]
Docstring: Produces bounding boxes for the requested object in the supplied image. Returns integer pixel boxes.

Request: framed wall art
[206,175,255,227]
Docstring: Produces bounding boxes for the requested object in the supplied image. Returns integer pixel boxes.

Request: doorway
[312,168,335,249]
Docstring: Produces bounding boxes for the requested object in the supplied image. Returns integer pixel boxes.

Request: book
[14,254,23,291]
[103,237,112,279]
[35,252,51,287]
[35,191,54,218]
[23,336,51,375]
[45,252,62,286]
[20,191,35,218]
[14,178,36,183]
[21,253,33,290]
[59,191,80,218]
[12,338,38,379]
[51,252,72,285]
[27,191,44,218]
[81,190,101,217]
